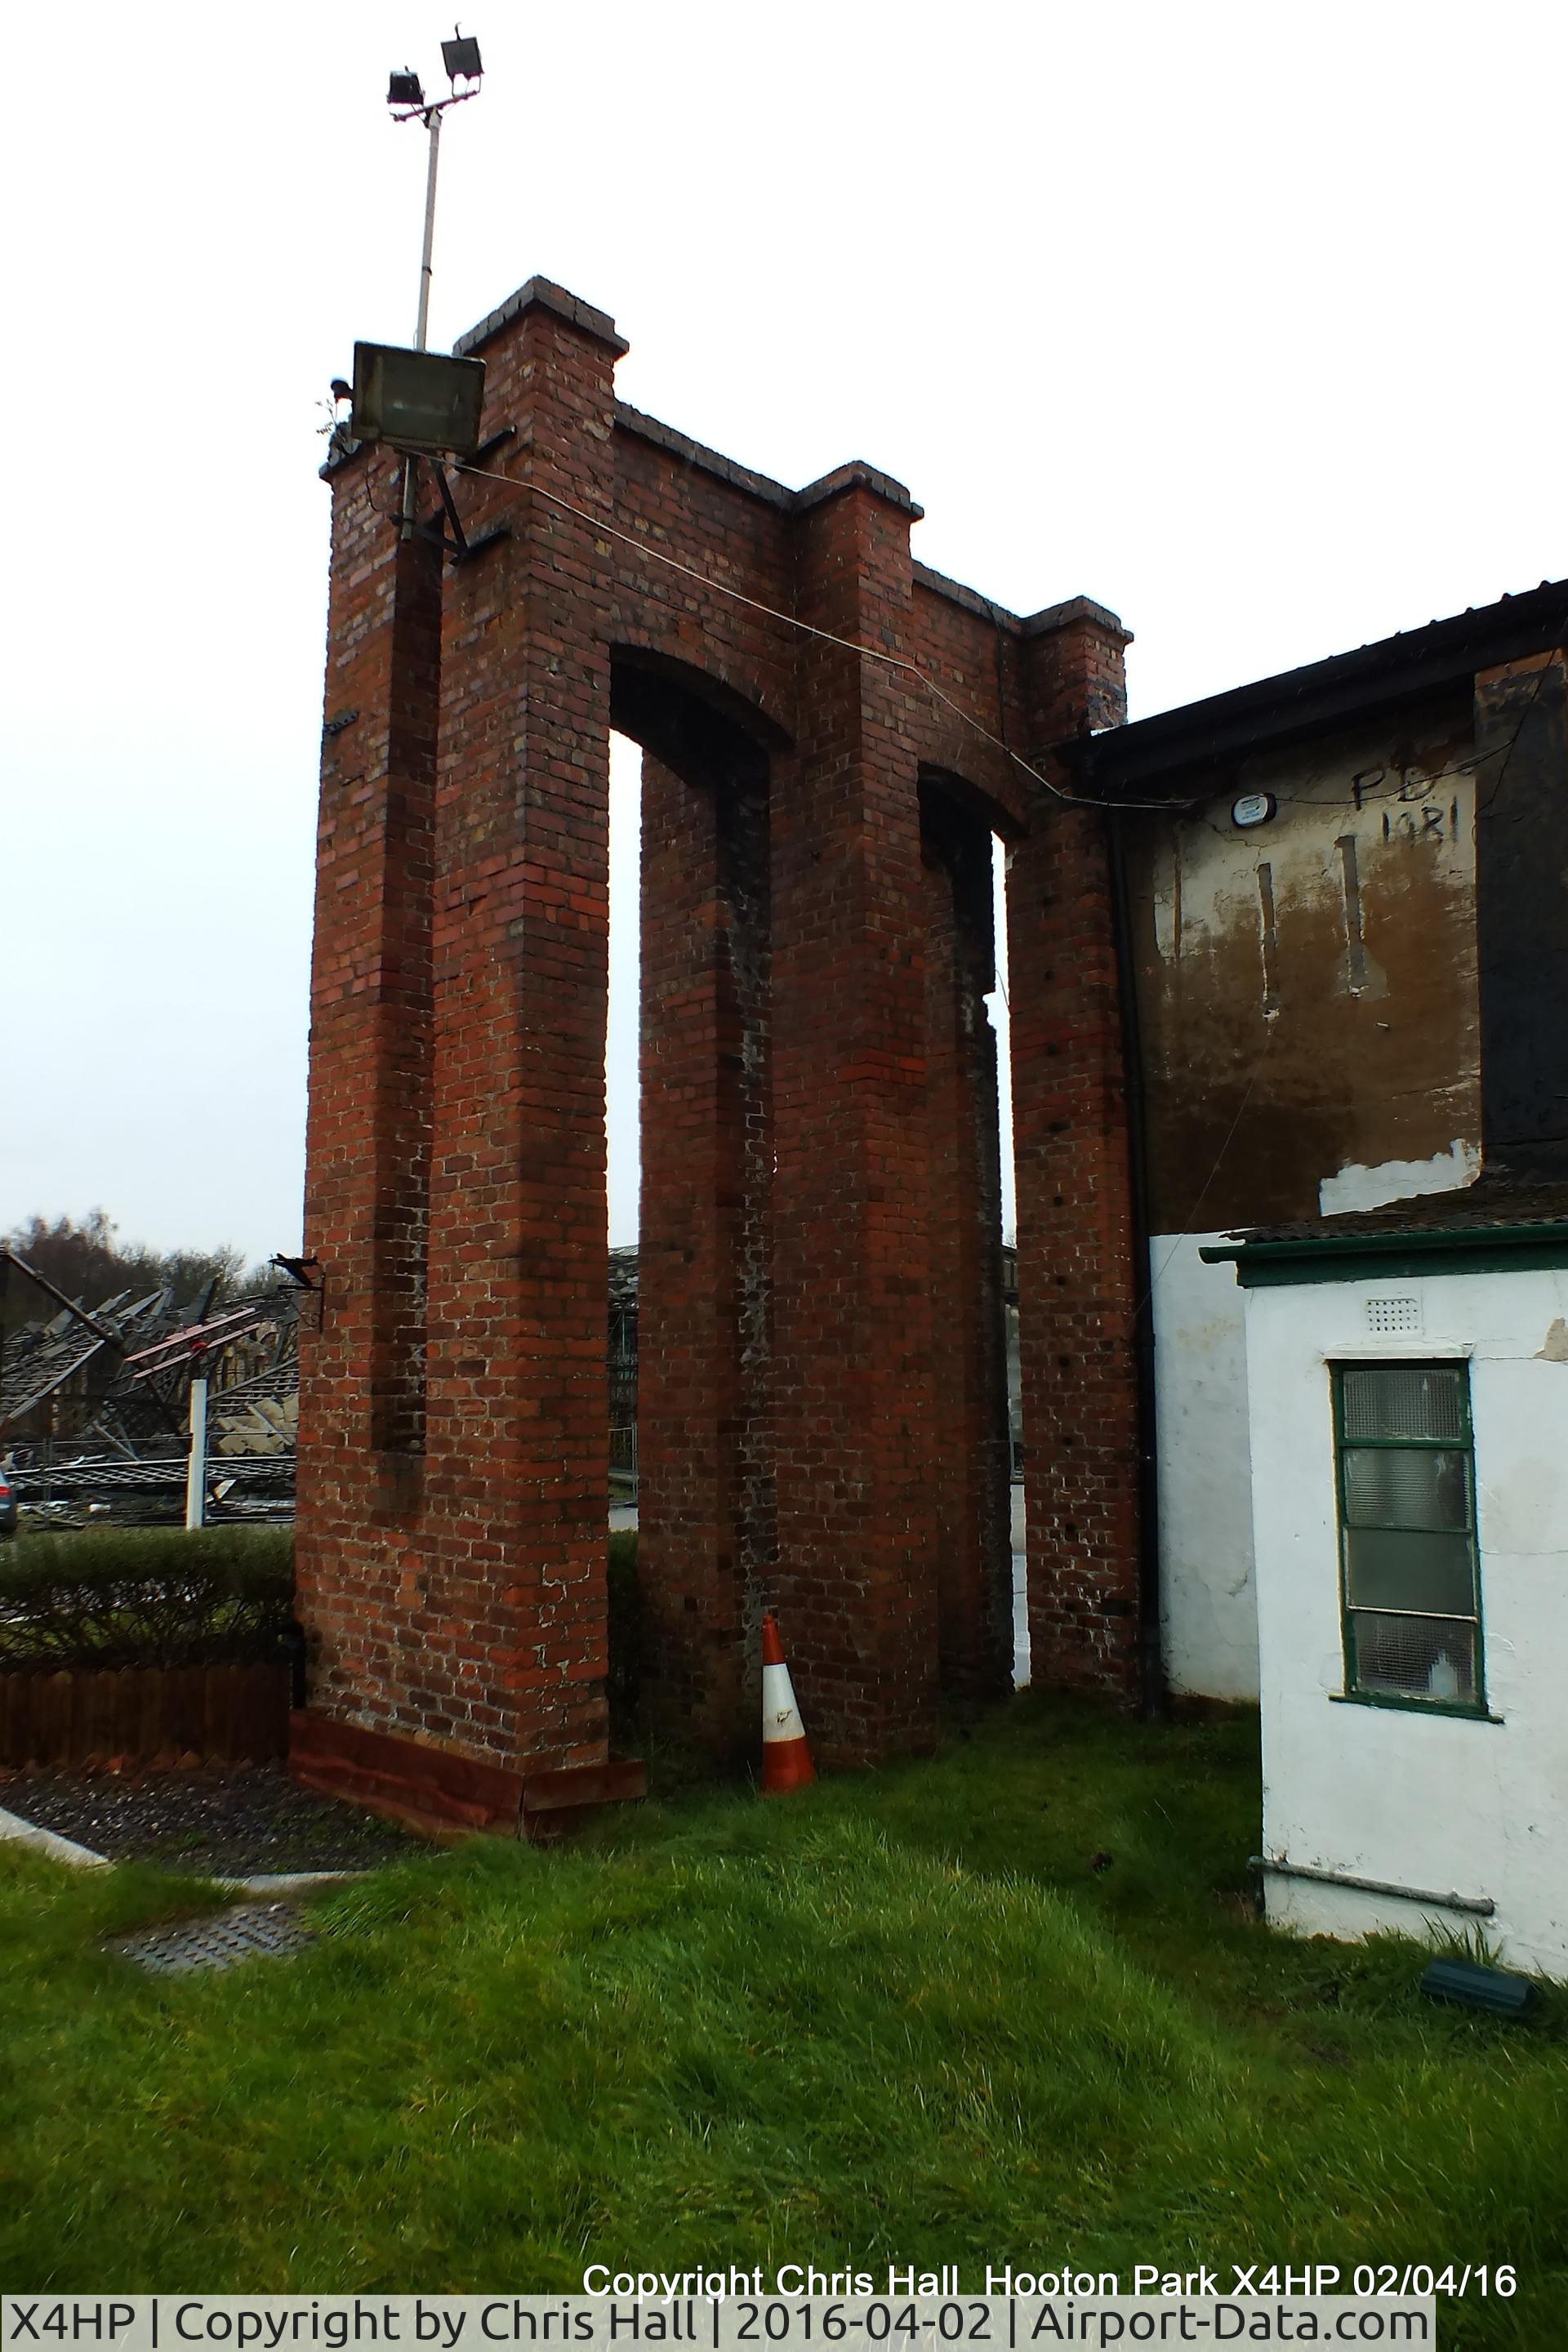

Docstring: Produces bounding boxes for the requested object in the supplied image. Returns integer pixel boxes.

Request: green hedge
[0,1526,295,1672]
[2,1523,646,1696]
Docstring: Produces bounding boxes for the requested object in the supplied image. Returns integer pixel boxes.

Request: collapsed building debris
[0,1250,301,1526]
[2,1243,640,1530]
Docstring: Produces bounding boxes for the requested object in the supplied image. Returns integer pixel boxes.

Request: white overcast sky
[4,2,1565,1265]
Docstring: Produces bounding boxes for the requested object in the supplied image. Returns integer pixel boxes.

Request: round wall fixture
[1231,791,1277,828]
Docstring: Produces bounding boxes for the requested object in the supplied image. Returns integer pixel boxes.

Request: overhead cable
[442,457,1182,813]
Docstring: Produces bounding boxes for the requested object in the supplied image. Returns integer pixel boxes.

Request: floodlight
[371,27,488,516]
[351,341,487,459]
[442,30,483,83]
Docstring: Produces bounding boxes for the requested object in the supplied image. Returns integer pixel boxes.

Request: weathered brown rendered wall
[1125,698,1483,1234]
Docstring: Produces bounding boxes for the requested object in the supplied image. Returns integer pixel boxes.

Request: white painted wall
[1242,1264,1568,1977]
[1152,1232,1259,1700]
[1151,1152,1481,1704]
[1318,1138,1480,1218]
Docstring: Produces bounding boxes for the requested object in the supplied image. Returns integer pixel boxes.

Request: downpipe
[1107,808,1168,1722]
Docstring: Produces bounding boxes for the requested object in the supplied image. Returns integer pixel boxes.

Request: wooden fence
[0,1664,290,1770]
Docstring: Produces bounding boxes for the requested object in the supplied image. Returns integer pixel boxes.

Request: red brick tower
[293,278,1139,1829]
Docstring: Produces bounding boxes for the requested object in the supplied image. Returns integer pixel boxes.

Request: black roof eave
[1058,578,1568,804]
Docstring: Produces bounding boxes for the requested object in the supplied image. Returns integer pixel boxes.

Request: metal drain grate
[113,1901,314,1976]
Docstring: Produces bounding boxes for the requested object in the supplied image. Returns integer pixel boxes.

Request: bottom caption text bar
[2,2300,1441,2350]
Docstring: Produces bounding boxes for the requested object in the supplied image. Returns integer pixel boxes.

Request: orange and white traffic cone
[760,1612,816,1794]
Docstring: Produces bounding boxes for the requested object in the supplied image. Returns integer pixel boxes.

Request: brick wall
[1010,604,1142,1699]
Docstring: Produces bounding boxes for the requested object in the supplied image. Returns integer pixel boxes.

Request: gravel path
[0,1764,421,1875]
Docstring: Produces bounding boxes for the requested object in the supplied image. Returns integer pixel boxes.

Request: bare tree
[2,1211,250,1338]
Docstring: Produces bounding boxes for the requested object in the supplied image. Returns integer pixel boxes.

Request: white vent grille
[1365,1295,1422,1334]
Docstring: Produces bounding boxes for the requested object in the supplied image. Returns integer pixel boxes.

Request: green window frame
[1330,1360,1486,1717]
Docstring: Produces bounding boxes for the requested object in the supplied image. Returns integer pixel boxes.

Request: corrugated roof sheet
[1227,1175,1568,1248]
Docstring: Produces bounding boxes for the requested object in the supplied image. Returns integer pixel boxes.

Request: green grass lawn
[2,1696,1563,2347]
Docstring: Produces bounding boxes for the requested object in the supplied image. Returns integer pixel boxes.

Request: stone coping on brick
[617,408,934,532]
[614,403,795,511]
[454,276,630,360]
[911,560,1020,630]
[795,460,924,521]
[1021,594,1133,647]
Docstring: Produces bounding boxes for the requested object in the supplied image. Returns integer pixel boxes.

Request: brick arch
[607,649,777,1757]
[294,275,1139,1831]
[609,642,793,761]
[610,645,786,773]
[917,757,1026,849]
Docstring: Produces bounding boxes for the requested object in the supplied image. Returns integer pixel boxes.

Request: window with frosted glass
[1332,1362,1483,1708]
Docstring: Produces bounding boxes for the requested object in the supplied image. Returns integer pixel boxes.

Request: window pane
[1350,1611,1477,1703]
[1343,1446,1470,1530]
[1341,1365,1466,1443]
[1345,1526,1476,1616]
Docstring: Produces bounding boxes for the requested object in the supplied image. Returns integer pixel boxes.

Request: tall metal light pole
[388,31,484,531]
[185,1362,208,1531]
[414,105,443,353]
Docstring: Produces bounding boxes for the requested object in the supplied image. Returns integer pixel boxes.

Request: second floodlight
[442,32,483,83]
